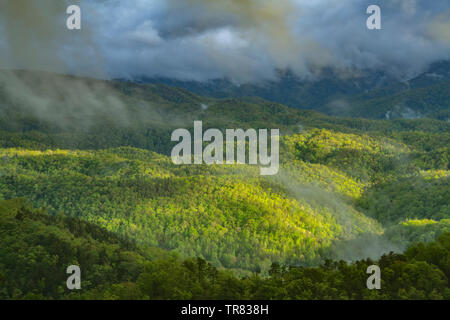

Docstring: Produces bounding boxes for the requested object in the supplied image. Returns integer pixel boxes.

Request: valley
[0,70,448,299]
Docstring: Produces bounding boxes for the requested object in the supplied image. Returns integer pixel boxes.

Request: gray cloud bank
[1,0,450,83]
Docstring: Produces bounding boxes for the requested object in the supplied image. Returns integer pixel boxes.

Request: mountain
[132,61,450,121]
[0,70,448,277]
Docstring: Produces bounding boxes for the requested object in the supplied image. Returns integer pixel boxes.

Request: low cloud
[1,0,450,83]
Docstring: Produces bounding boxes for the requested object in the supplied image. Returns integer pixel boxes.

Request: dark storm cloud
[1,0,450,82]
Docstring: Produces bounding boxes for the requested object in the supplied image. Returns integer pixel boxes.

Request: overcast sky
[1,0,450,83]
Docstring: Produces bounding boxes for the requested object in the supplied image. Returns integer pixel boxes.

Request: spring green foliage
[0,123,448,272]
[0,71,449,298]
[0,147,381,273]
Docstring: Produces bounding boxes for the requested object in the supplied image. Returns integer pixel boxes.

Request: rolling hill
[135,60,450,121]
[1,198,449,299]
[0,71,448,274]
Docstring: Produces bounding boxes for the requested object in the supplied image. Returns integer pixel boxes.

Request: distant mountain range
[0,68,448,282]
[130,60,450,121]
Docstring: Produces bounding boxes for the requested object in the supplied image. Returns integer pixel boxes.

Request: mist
[0,70,192,134]
[266,169,406,263]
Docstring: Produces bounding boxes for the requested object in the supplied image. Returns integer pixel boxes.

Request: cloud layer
[1,0,450,82]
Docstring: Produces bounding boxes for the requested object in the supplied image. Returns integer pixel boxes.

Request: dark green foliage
[1,199,449,300]
[0,70,449,299]
[358,175,449,224]
[139,61,450,121]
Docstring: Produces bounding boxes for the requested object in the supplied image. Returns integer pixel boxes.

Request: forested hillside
[0,146,383,273]
[1,199,449,300]
[137,61,450,121]
[0,71,449,297]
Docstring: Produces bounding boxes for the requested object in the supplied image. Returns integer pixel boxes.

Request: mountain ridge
[129,61,450,121]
